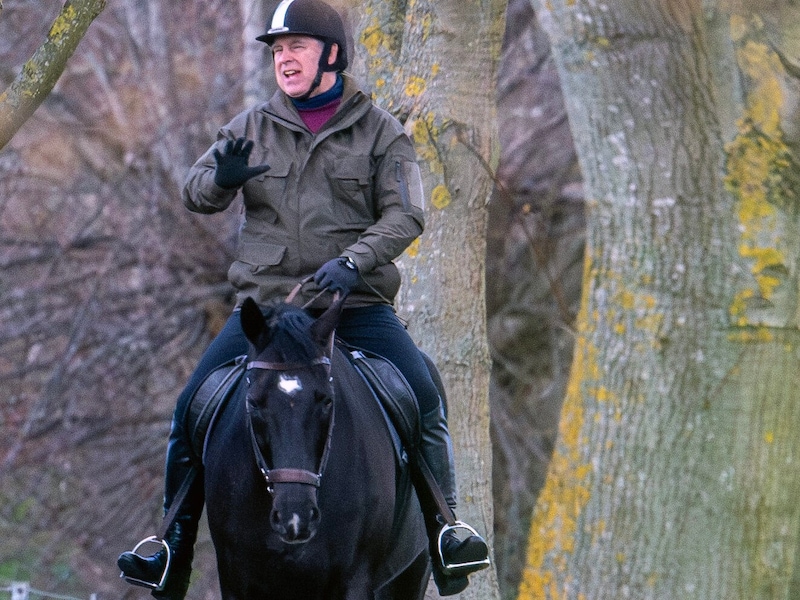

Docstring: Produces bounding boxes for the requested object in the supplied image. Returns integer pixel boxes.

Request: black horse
[202,296,430,600]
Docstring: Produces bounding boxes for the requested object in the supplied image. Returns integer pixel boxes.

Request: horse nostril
[310,506,321,523]
[270,509,282,528]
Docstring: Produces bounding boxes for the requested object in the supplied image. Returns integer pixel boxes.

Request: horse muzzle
[269,483,322,544]
[270,502,321,544]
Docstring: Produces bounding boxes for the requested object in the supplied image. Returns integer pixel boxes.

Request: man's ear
[327,43,339,67]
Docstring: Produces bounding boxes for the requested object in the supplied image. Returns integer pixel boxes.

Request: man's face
[272,35,326,98]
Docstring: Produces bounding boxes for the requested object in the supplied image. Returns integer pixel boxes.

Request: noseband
[245,356,334,495]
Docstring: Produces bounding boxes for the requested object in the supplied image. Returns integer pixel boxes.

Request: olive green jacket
[182,74,425,308]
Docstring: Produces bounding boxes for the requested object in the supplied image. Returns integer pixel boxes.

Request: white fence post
[2,581,95,600]
[10,582,28,600]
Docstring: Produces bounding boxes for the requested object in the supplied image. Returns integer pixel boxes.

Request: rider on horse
[118,0,489,596]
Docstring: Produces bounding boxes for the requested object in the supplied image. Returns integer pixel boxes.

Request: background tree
[348,1,506,597]
[518,1,800,598]
[1,1,245,597]
[0,0,106,148]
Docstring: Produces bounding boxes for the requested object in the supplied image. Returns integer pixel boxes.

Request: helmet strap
[295,68,323,103]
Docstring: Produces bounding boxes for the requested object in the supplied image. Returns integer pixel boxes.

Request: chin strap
[294,68,324,103]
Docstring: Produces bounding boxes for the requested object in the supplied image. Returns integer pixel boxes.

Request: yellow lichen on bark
[48,4,77,43]
[607,274,663,351]
[410,112,446,175]
[404,237,420,259]
[359,13,387,58]
[724,18,794,328]
[1,0,107,148]
[431,184,451,209]
[517,257,597,600]
[404,76,427,97]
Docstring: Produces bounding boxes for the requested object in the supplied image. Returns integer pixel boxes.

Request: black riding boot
[419,404,489,596]
[118,428,204,600]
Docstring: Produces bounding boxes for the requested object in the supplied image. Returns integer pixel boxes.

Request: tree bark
[0,0,106,149]
[240,0,275,107]
[518,1,800,598]
[349,1,506,598]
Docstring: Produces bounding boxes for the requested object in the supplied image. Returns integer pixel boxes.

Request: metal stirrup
[437,521,491,573]
[119,536,171,591]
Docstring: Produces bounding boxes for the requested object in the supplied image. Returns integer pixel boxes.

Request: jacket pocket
[242,156,292,223]
[330,156,373,224]
[233,241,286,277]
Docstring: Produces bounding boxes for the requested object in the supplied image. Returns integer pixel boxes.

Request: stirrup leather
[119,535,171,591]
[437,521,491,573]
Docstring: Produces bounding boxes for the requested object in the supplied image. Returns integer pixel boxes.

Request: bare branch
[0,0,107,149]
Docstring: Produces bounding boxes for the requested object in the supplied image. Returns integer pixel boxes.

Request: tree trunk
[518,1,800,598]
[349,1,506,598]
[0,0,106,149]
[240,0,275,107]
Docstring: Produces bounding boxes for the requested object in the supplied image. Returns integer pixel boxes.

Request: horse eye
[246,390,264,407]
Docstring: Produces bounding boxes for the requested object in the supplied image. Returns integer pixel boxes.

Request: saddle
[182,347,420,467]
[185,355,246,462]
[344,346,421,461]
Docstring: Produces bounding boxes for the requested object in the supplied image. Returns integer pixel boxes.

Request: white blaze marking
[278,374,302,395]
[288,512,301,536]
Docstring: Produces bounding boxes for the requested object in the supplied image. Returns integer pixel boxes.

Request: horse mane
[259,301,321,363]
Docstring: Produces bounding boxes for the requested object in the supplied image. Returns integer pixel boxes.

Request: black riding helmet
[257,0,348,73]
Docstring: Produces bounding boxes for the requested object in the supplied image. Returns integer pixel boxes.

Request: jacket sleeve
[340,133,425,274]
[181,129,240,215]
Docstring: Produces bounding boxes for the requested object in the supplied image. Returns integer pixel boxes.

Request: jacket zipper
[395,161,411,212]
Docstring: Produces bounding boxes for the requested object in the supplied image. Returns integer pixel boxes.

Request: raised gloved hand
[314,257,359,295]
[213,137,271,189]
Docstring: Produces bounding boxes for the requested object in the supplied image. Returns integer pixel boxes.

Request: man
[118,0,488,597]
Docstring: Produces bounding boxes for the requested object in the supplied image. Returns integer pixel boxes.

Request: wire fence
[0,583,96,600]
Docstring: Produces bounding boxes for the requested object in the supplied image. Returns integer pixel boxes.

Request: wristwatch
[341,256,358,271]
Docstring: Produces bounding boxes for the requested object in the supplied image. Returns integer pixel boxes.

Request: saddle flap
[185,356,246,460]
[346,348,421,451]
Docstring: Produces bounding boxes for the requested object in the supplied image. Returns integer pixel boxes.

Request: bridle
[244,281,340,494]
[245,353,335,496]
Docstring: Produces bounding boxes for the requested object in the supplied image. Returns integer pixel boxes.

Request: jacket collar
[262,73,370,133]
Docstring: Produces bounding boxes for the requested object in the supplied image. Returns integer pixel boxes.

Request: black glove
[212,137,271,189]
[314,257,359,295]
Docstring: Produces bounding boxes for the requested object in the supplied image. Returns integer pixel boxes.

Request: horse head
[239,295,344,544]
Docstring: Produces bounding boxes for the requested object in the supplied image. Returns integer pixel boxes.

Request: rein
[245,355,335,495]
[285,275,325,309]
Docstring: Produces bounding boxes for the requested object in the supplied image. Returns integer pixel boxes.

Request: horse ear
[310,293,345,348]
[240,297,266,347]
